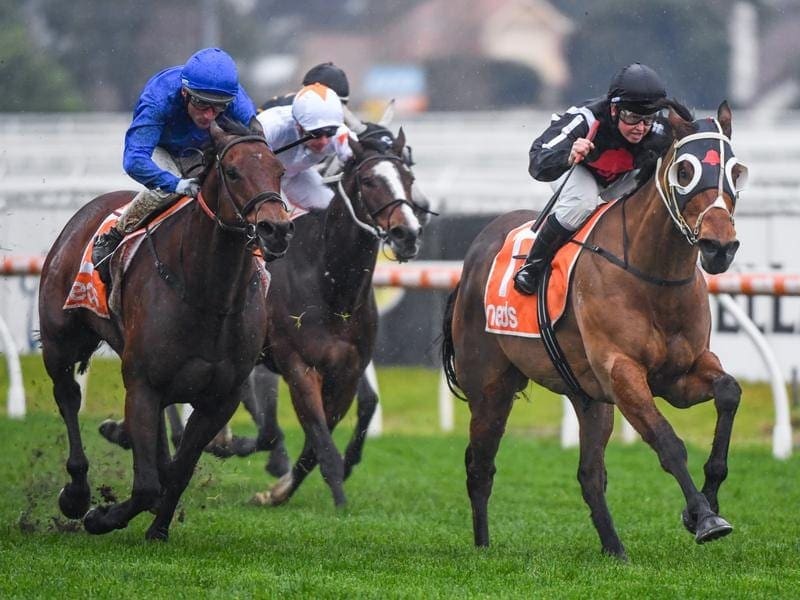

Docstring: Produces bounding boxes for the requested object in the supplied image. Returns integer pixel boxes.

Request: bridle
[654,119,746,245]
[335,152,417,244]
[196,134,287,246]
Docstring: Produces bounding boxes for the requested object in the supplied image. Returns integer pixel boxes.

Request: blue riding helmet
[180,47,239,102]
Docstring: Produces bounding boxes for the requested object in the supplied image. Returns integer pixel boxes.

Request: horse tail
[441,284,467,401]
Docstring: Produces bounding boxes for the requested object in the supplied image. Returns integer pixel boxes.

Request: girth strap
[536,266,593,407]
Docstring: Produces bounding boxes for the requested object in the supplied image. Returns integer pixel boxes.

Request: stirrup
[513,264,540,295]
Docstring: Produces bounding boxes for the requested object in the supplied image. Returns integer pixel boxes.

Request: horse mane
[357,123,396,153]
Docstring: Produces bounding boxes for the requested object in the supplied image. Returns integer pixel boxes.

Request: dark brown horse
[442,103,746,559]
[38,120,293,540]
[251,123,422,507]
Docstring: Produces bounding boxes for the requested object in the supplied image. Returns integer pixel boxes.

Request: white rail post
[561,396,579,448]
[0,314,25,418]
[438,369,455,432]
[716,294,792,459]
[364,360,383,438]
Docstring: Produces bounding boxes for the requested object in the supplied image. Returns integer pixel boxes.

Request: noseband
[336,153,417,243]
[197,135,287,245]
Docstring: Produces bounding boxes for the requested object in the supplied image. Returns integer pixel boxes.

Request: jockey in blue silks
[92,47,260,268]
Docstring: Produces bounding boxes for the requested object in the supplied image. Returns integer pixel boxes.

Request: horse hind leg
[51,366,92,519]
[465,366,522,547]
[571,398,626,559]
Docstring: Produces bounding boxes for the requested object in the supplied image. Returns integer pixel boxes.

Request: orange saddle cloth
[62,197,195,318]
[484,202,613,337]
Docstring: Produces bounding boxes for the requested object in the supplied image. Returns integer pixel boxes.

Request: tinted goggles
[187,93,231,112]
[307,125,339,139]
[618,109,656,126]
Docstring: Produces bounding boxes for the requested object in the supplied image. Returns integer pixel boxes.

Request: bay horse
[251,123,423,507]
[441,102,747,559]
[38,120,293,540]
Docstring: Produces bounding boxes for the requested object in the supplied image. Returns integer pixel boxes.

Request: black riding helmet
[607,62,666,114]
[303,62,350,104]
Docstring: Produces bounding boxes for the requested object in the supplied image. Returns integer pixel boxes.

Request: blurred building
[285,0,573,115]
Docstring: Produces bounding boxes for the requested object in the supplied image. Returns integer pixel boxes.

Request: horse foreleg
[571,398,626,560]
[48,362,92,520]
[146,395,242,541]
[84,384,163,535]
[666,351,741,533]
[251,365,290,477]
[609,355,732,544]
[343,368,379,480]
[251,438,317,507]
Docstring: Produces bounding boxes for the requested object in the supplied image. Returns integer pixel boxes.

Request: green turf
[0,356,798,598]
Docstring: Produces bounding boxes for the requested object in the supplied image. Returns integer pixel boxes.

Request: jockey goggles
[306,125,339,139]
[186,91,232,112]
[618,108,657,126]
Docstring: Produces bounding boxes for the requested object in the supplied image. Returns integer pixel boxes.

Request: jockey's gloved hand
[333,125,354,163]
[175,178,200,197]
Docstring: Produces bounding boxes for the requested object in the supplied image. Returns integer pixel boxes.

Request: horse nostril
[257,222,275,238]
[390,226,407,241]
[698,239,721,256]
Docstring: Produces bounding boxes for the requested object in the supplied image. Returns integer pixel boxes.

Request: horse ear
[717,100,732,139]
[378,99,396,127]
[248,116,265,137]
[209,119,226,145]
[667,108,694,140]
[392,127,406,156]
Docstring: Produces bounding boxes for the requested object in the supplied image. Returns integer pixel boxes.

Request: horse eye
[225,167,240,180]
[678,163,693,184]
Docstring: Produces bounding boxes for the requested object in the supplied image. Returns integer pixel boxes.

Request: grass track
[0,357,799,598]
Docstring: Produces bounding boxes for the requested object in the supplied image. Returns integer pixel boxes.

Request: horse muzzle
[257,219,294,261]
[698,238,739,274]
[387,224,421,262]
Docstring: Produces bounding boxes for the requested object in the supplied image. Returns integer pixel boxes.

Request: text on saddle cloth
[483,202,614,338]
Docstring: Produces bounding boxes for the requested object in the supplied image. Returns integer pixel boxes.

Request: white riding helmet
[291,83,344,132]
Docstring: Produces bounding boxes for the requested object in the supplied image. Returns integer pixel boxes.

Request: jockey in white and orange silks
[256,83,353,212]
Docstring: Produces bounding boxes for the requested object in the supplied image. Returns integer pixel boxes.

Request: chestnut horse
[251,123,422,507]
[441,103,747,559]
[38,120,293,540]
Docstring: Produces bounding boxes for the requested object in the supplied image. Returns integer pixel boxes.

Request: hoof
[145,525,169,541]
[83,506,117,535]
[695,514,733,544]
[250,473,293,506]
[99,419,131,449]
[265,449,290,478]
[601,545,628,562]
[58,484,91,520]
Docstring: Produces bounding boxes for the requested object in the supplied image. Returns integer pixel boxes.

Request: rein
[197,134,286,245]
[573,195,696,287]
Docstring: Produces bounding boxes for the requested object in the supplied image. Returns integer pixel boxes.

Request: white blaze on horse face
[371,160,420,230]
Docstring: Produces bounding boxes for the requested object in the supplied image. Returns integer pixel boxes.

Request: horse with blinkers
[442,102,747,559]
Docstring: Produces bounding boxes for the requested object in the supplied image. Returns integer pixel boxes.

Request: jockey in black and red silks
[514,63,674,295]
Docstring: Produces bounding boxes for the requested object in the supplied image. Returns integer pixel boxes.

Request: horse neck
[618,177,698,281]
[320,183,380,310]
[179,184,255,311]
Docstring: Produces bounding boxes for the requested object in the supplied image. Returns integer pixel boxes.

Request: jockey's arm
[123,123,180,193]
[529,112,591,182]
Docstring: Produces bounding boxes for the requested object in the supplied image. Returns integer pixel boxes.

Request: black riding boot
[91,227,124,282]
[513,214,573,295]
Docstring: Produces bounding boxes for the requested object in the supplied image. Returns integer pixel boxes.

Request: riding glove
[175,177,200,197]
